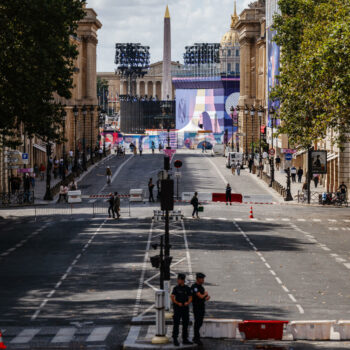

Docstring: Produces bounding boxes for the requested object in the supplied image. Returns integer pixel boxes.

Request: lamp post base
[285,193,293,201]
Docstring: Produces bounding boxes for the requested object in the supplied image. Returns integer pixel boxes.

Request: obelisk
[162,5,172,100]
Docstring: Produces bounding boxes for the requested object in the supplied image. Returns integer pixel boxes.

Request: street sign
[22,153,29,164]
[7,165,19,169]
[269,149,275,156]
[175,172,181,178]
[174,160,183,169]
[285,153,293,161]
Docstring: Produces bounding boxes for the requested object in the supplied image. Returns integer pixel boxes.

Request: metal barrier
[296,190,321,204]
[0,191,34,207]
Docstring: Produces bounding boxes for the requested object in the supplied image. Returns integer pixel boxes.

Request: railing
[296,191,322,204]
[0,192,34,207]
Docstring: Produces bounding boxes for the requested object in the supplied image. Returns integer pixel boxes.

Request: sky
[87,0,251,72]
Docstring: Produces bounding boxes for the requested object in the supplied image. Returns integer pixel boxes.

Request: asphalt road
[1,149,350,349]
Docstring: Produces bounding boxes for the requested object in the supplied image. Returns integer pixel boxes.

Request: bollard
[152,290,169,344]
[163,280,173,319]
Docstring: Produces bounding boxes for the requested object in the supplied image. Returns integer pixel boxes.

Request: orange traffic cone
[0,331,6,349]
[249,206,254,219]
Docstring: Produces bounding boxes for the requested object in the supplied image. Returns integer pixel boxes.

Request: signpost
[285,153,293,161]
[174,160,183,199]
[22,153,29,165]
[269,148,275,156]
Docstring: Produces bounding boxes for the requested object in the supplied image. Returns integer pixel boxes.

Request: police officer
[191,272,210,345]
[171,273,193,346]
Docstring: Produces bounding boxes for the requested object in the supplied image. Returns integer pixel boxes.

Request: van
[211,144,226,156]
[226,152,244,168]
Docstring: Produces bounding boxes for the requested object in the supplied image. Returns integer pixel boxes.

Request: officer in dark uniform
[191,272,210,345]
[171,273,193,346]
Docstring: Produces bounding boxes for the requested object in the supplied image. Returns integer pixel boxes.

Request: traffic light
[161,179,174,211]
[150,255,161,268]
[164,156,170,171]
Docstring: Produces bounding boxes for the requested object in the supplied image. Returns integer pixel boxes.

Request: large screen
[176,89,225,132]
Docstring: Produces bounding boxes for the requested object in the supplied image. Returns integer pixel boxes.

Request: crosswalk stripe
[11,329,40,344]
[51,328,76,343]
[86,327,112,342]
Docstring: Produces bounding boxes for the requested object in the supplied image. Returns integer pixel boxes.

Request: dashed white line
[288,294,297,303]
[31,219,107,321]
[282,285,289,293]
[275,277,282,284]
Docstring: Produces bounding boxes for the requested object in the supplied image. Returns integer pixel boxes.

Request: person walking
[275,155,281,171]
[313,174,319,188]
[106,166,112,185]
[139,144,143,156]
[191,192,199,219]
[57,185,68,203]
[231,162,236,176]
[148,178,155,202]
[225,184,232,206]
[107,193,115,218]
[34,164,39,179]
[39,163,45,181]
[191,272,210,345]
[297,167,303,183]
[291,166,297,183]
[113,192,121,219]
[151,141,155,155]
[248,158,254,173]
[236,162,241,176]
[23,173,31,203]
[171,273,193,347]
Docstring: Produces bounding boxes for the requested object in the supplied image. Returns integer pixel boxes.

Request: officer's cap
[196,272,206,279]
[177,273,186,280]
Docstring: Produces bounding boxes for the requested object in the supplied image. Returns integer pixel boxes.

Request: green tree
[97,77,109,109]
[0,0,85,146]
[271,0,350,149]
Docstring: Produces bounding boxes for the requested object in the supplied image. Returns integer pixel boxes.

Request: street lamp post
[82,105,87,171]
[230,106,235,152]
[62,111,67,181]
[73,105,79,172]
[258,106,264,178]
[244,105,249,163]
[235,105,240,152]
[269,106,275,187]
[43,142,53,200]
[250,106,256,161]
[89,105,94,165]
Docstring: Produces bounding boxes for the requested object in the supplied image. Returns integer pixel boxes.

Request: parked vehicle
[226,152,244,168]
[211,144,226,157]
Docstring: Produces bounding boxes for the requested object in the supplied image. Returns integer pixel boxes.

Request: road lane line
[233,221,303,314]
[204,155,227,186]
[182,220,194,282]
[31,219,107,321]
[133,220,153,317]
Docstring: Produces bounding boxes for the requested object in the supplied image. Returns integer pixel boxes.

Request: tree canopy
[0,0,85,146]
[271,0,350,149]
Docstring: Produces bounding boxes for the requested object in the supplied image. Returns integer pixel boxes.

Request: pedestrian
[34,163,39,178]
[99,148,103,160]
[148,178,155,202]
[191,192,199,219]
[225,183,232,206]
[236,162,241,176]
[171,273,193,347]
[39,163,45,181]
[275,155,281,171]
[202,142,206,153]
[70,180,77,191]
[57,185,68,203]
[151,141,155,155]
[23,173,31,203]
[291,166,297,182]
[159,143,163,152]
[113,192,121,219]
[108,193,115,218]
[106,166,112,185]
[231,162,236,176]
[30,174,35,190]
[313,174,319,188]
[248,158,254,173]
[297,167,303,183]
[191,272,210,345]
[59,159,64,179]
[53,157,59,179]
[139,144,143,156]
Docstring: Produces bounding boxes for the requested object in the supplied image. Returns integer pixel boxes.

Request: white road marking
[344,263,350,269]
[11,329,40,344]
[265,218,275,221]
[182,221,194,282]
[51,328,76,343]
[297,219,306,222]
[282,218,290,222]
[313,219,321,222]
[31,219,107,321]
[328,219,337,222]
[233,221,303,314]
[133,221,153,317]
[86,327,112,342]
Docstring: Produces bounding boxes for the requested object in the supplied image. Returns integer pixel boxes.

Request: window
[236,49,240,56]
[236,63,240,73]
[227,63,231,72]
[227,49,231,57]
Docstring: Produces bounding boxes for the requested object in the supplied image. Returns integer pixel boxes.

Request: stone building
[0,4,102,193]
[97,61,182,114]
[220,1,240,76]
[234,0,270,158]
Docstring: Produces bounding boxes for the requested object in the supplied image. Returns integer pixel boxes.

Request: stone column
[136,80,140,96]
[153,83,156,98]
[120,80,124,95]
[85,36,98,101]
[145,81,148,96]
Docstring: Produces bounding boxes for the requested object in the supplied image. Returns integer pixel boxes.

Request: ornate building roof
[220,0,239,46]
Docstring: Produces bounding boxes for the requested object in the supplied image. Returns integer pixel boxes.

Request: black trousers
[226,193,231,202]
[149,190,154,202]
[173,307,189,340]
[193,307,205,340]
[192,205,199,217]
[108,205,115,218]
